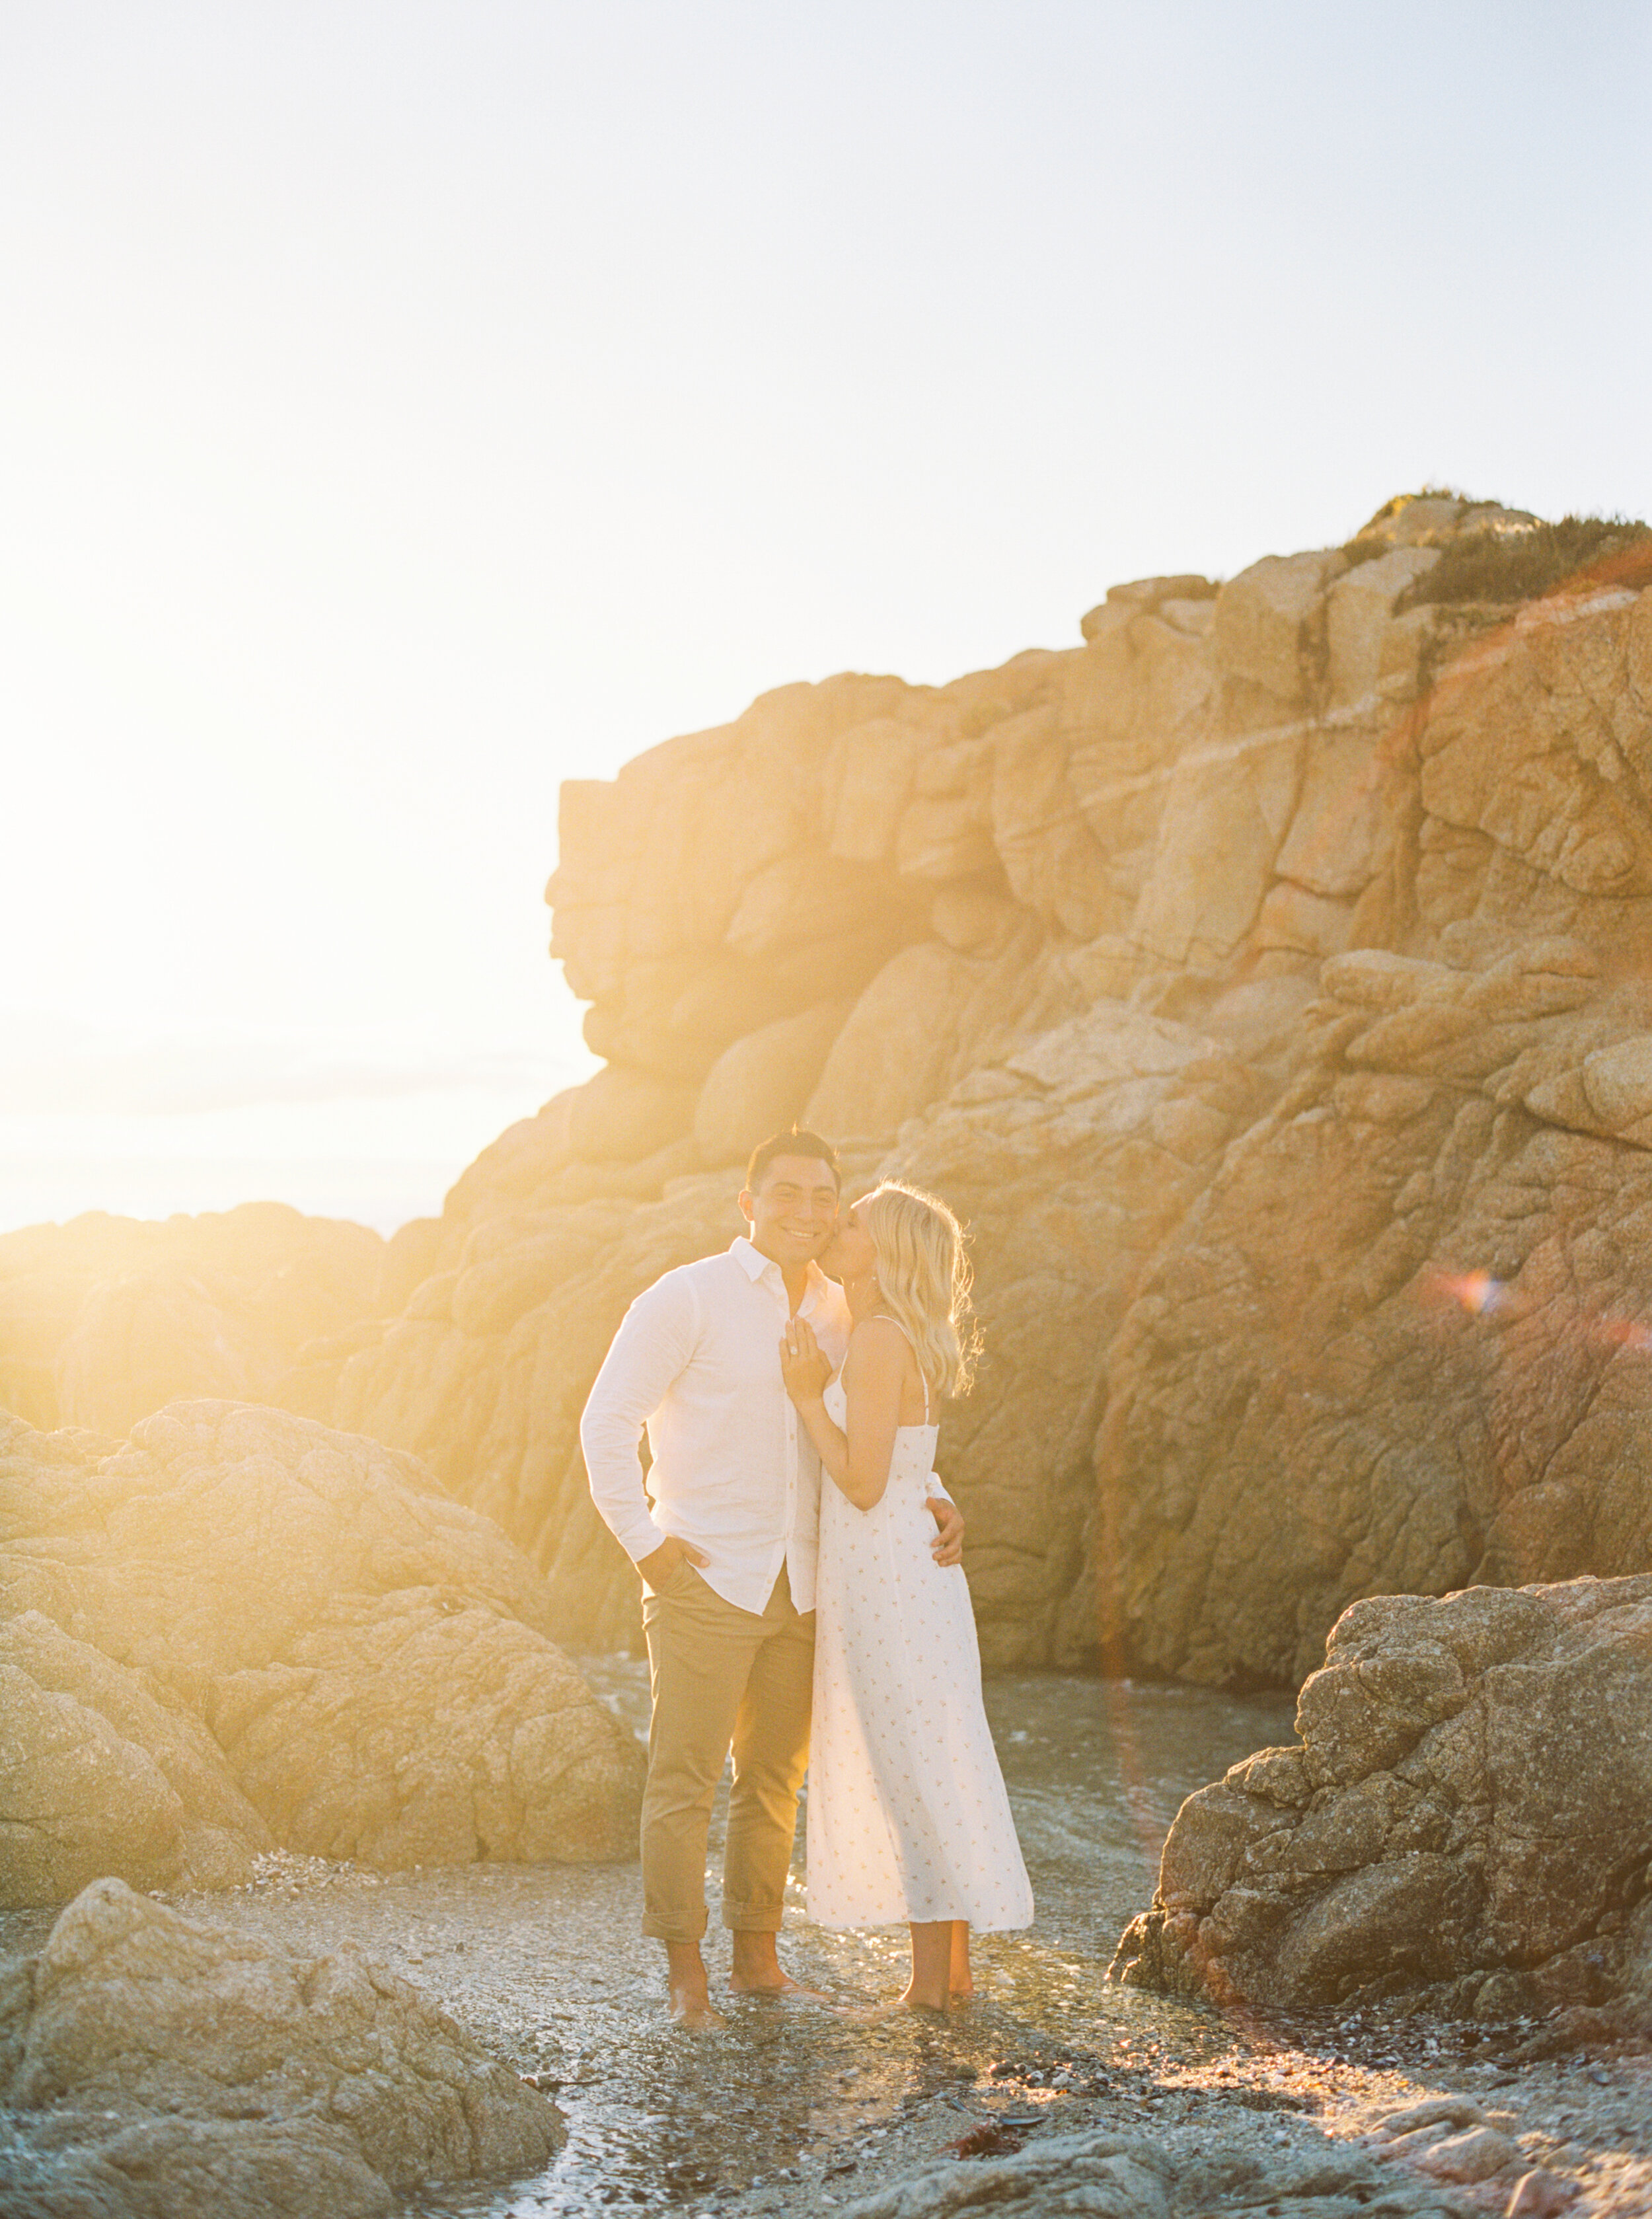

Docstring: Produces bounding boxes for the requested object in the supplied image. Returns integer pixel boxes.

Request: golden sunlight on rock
[10,500,1652,2219]
[0,1401,642,1907]
[7,505,1652,1696]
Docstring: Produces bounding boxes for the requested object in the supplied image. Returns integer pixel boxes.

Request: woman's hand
[780,1316,833,1406]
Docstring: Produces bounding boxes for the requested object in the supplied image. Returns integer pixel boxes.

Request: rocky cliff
[329,496,1652,1676]
[8,495,1652,1683]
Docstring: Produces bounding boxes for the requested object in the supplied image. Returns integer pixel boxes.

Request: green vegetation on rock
[1396,511,1652,611]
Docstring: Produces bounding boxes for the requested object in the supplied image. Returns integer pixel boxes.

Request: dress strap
[880,1314,932,1424]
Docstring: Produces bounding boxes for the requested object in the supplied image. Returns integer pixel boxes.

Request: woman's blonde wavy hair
[859,1180,981,1402]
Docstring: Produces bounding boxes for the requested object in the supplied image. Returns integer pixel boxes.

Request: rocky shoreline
[7,1826,1649,2216]
[0,1403,642,1910]
[7,1669,1652,2217]
[1112,1578,1652,2030]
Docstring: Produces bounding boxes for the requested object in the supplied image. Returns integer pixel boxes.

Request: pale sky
[3,2,1649,1232]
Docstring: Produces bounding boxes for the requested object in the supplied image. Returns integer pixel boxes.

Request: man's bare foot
[728,1935,830,2002]
[670,1986,729,2029]
[665,1942,728,2029]
[727,1966,831,2002]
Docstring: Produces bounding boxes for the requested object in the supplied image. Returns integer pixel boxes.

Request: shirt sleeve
[580,1269,700,1563]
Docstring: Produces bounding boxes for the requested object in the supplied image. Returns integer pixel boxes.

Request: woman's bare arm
[782,1317,910,1511]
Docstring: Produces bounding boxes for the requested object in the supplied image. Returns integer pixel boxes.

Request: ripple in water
[401,1669,1296,2217]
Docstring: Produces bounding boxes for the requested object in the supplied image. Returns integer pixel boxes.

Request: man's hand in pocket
[636,1533,710,1591]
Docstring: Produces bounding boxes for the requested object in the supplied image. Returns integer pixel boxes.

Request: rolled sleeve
[580,1271,699,1563]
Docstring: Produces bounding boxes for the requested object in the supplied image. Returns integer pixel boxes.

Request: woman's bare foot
[948,1921,973,2003]
[836,1990,946,2019]
[897,1982,951,2013]
[901,1918,961,2013]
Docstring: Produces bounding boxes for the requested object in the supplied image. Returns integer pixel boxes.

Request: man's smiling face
[739,1153,840,1268]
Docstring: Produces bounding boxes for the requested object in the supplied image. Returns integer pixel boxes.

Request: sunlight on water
[404,1670,1296,2216]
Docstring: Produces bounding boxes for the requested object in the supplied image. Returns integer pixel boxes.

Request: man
[582,1127,966,2026]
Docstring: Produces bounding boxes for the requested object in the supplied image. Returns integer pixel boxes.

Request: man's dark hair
[745,1127,841,1193]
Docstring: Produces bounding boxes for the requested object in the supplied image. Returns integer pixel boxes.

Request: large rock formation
[0,1403,642,1906]
[0,1202,387,1436]
[1111,1574,1652,2018]
[6,496,1651,1682]
[0,1877,559,2219]
[1096,558,1652,1681]
[323,496,1652,1674]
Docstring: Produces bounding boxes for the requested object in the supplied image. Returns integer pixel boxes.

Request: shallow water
[10,1663,1645,2214]
[401,1666,1299,2217]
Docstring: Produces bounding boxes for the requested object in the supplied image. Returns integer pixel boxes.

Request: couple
[582,1126,1032,2027]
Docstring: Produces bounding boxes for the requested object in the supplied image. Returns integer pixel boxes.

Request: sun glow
[4,7,1647,1234]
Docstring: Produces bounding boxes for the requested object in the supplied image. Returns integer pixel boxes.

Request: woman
[780,1180,1032,2011]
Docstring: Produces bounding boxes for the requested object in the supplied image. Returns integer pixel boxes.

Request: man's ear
[737,1187,754,1224]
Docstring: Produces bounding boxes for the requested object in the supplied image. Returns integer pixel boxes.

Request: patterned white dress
[806,1359,1033,1931]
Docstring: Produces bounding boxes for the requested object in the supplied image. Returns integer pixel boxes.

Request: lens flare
[1596,1316,1652,1352]
[1425,1268,1509,1317]
[1421,1267,1652,1353]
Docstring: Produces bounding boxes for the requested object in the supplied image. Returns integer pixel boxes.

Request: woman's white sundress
[806,1341,1033,1931]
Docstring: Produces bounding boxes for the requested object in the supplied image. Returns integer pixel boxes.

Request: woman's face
[821,1197,878,1283]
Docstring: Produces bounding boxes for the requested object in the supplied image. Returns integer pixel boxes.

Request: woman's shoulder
[845,1314,917,1376]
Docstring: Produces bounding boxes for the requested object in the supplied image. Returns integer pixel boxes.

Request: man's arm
[581,1273,707,1580]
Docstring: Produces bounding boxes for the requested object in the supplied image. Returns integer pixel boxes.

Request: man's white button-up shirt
[581,1237,851,1616]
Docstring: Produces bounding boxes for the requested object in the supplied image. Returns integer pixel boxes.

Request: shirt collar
[730,1236,831,1312]
[730,1235,769,1281]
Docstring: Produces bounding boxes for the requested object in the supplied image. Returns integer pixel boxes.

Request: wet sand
[5,1670,1649,2215]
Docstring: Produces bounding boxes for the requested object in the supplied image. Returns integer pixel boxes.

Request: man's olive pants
[638,1560,813,1943]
